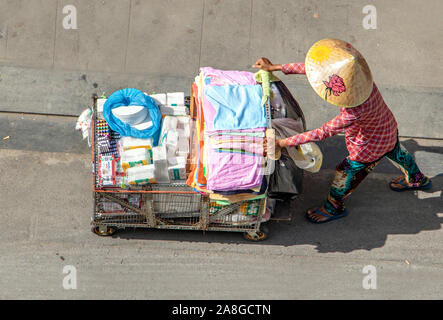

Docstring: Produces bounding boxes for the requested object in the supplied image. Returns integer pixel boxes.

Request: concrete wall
[0,0,442,138]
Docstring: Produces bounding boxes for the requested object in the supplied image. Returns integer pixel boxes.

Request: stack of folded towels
[187,67,268,203]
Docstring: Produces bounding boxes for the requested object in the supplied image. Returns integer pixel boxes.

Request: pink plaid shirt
[281,62,398,163]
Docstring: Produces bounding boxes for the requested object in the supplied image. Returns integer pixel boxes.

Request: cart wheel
[92,225,117,237]
[243,225,269,242]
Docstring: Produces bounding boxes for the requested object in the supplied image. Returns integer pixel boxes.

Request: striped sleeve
[281,62,306,75]
[284,110,360,146]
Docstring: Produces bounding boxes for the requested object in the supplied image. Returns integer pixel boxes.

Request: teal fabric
[324,157,380,215]
[324,139,425,215]
[385,140,424,185]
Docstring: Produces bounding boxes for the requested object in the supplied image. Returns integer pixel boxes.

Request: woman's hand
[264,138,287,157]
[275,138,287,155]
[253,57,282,72]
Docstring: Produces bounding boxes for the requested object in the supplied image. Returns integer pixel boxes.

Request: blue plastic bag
[103,88,162,145]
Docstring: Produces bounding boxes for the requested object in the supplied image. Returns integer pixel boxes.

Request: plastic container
[120,136,153,151]
[126,164,156,185]
[152,146,170,183]
[159,116,178,146]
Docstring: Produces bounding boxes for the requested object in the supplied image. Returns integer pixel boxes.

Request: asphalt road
[0,112,442,299]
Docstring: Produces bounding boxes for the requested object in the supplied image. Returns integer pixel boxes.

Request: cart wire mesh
[91,92,271,237]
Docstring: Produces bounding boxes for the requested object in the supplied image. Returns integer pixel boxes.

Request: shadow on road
[113,139,443,253]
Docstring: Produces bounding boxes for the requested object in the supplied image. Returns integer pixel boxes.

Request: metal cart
[91,90,273,241]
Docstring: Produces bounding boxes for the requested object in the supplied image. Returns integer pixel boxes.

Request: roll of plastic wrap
[111,105,148,125]
[131,112,153,130]
[103,88,162,144]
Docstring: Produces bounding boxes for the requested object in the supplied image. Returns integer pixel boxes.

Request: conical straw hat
[305,39,373,108]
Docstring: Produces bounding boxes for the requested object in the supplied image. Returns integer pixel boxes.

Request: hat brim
[304,39,373,108]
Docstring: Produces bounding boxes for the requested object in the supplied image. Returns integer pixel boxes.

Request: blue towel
[204,85,266,130]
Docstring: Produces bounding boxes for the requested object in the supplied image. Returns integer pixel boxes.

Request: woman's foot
[389,176,432,192]
[306,206,348,224]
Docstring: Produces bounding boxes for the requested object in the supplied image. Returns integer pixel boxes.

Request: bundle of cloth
[186,67,269,204]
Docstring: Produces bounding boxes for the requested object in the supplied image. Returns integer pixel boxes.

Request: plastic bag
[273,81,306,130]
[297,143,323,173]
[75,107,93,146]
[103,88,162,145]
[268,149,303,201]
[268,82,305,200]
[272,117,323,173]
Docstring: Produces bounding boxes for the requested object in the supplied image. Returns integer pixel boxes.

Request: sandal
[306,207,348,224]
[389,177,432,192]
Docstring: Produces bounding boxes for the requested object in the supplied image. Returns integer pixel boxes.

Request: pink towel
[200,67,257,86]
[206,139,264,191]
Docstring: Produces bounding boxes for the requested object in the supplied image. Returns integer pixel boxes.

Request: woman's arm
[253,57,282,72]
[253,57,306,75]
[283,111,360,147]
[281,62,306,75]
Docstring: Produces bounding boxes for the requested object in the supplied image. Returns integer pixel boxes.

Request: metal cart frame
[91,89,273,241]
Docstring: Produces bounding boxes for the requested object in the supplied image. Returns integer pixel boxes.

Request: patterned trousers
[324,139,427,215]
